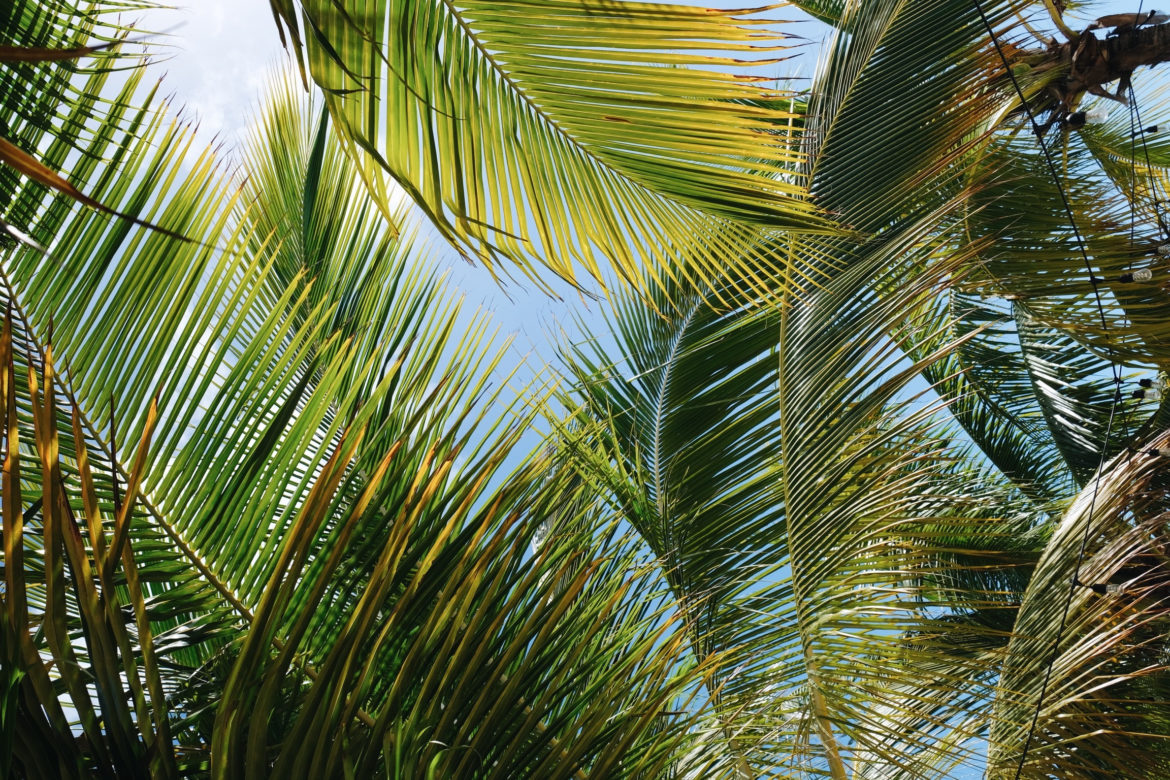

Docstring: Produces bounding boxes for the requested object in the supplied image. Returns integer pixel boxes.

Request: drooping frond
[558,269,787,771]
[267,0,840,295]
[902,290,1077,504]
[558,192,1053,777]
[804,0,1017,233]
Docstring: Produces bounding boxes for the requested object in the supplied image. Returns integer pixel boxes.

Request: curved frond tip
[270,0,840,295]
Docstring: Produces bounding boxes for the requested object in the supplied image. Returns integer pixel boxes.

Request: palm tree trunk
[1016,20,1170,110]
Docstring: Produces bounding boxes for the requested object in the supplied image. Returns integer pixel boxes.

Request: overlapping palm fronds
[0,1,172,243]
[901,291,1077,504]
[541,4,1170,778]
[0,307,719,777]
[557,270,787,771]
[0,7,735,776]
[802,0,1018,233]
[556,181,1022,776]
[797,3,1170,777]
[7,0,1170,778]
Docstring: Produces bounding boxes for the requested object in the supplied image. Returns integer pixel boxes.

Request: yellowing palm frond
[990,438,1170,777]
[269,0,839,294]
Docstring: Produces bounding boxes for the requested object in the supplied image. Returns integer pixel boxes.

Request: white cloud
[135,1,285,142]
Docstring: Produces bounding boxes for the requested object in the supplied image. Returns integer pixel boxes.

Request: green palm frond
[0,0,147,144]
[559,270,786,771]
[1,325,184,778]
[1078,90,1170,219]
[948,116,1170,488]
[1014,304,1144,483]
[903,290,1076,503]
[266,0,840,294]
[3,312,716,778]
[960,113,1170,362]
[768,211,989,777]
[557,192,1047,776]
[0,51,511,659]
[0,1,166,239]
[900,285,1165,501]
[212,441,716,779]
[0,32,740,774]
[804,0,1018,233]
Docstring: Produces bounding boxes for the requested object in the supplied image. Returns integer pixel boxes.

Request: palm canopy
[0,4,741,776]
[562,0,1170,776]
[5,0,1170,779]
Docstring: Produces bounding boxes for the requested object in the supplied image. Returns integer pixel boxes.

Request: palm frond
[903,290,1076,503]
[559,270,787,771]
[267,0,840,294]
[989,438,1170,778]
[0,40,743,775]
[0,1,161,232]
[804,0,1018,233]
[1,317,183,777]
[558,192,1052,777]
[961,115,1170,363]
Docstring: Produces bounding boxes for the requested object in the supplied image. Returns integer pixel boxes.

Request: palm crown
[3,0,1170,778]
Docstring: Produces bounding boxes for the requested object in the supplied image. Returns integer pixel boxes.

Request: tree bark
[1013,21,1170,120]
